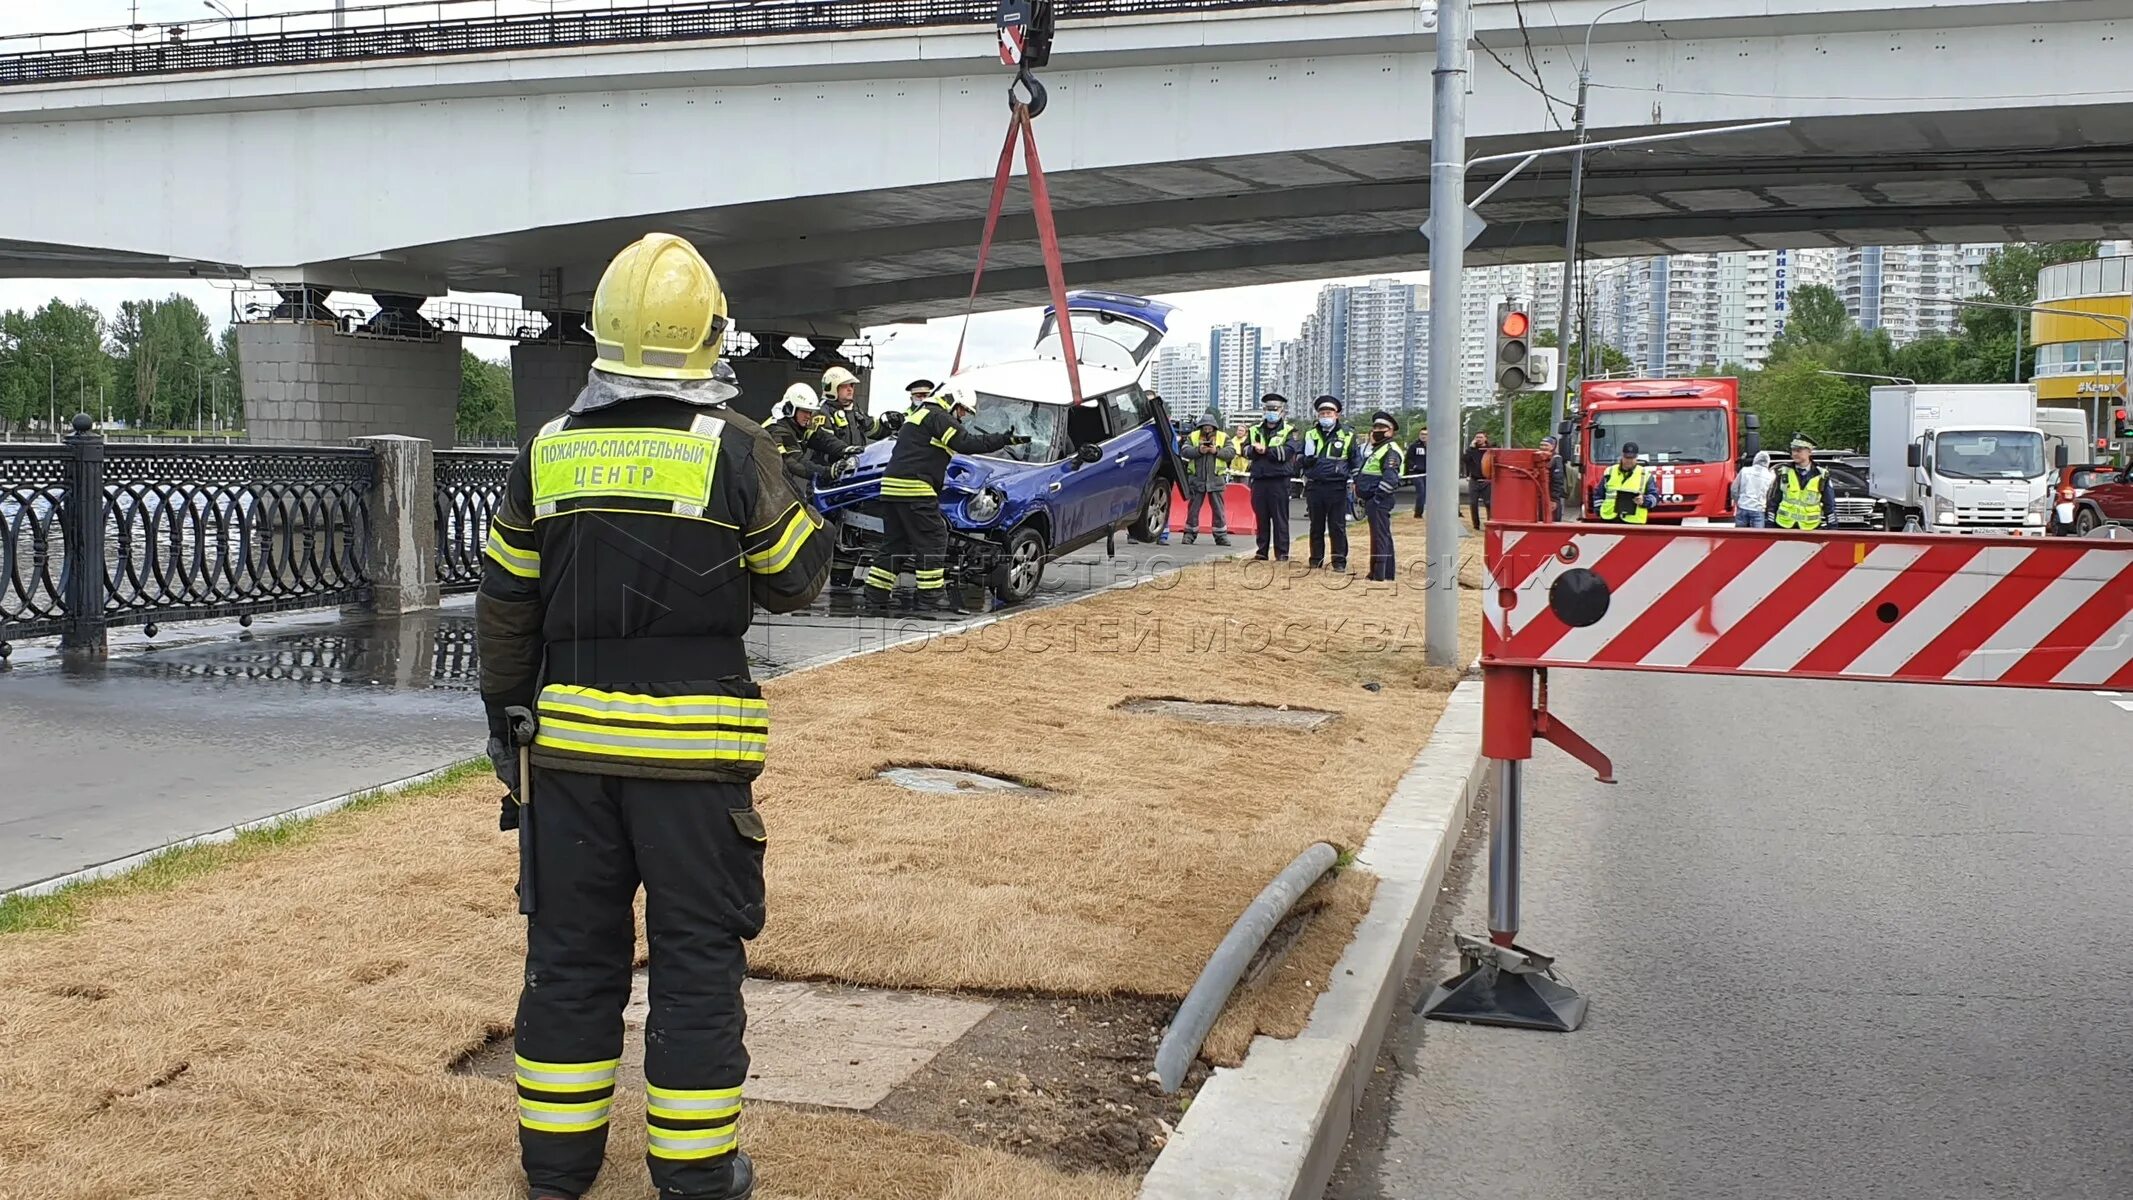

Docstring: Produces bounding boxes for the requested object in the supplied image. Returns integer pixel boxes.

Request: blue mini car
[813,291,1185,607]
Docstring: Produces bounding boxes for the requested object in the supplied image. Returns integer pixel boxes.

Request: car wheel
[2075,507,2099,536]
[990,525,1047,607]
[1127,477,1172,543]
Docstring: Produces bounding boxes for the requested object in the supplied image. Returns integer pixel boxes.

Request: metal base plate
[1417,940,1588,1032]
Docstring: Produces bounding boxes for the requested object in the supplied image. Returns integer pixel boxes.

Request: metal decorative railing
[0,0,1325,86]
[0,445,71,642]
[101,447,374,627]
[0,422,374,658]
[435,449,514,593]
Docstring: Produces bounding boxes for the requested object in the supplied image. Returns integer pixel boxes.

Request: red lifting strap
[949,102,1085,407]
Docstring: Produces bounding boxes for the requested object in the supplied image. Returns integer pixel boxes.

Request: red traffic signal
[1500,310,1532,339]
[2116,407,2132,439]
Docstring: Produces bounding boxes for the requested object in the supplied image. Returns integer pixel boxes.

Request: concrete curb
[1137,675,1487,1200]
[1,758,480,902]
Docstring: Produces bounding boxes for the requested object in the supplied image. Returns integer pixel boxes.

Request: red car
[2062,461,2133,535]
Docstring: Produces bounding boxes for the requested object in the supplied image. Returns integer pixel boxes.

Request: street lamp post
[1549,0,1648,439]
[191,360,207,433]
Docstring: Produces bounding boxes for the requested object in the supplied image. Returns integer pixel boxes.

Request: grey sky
[0,1,1430,388]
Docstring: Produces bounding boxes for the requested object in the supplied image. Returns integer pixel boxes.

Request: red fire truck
[1563,377,1762,523]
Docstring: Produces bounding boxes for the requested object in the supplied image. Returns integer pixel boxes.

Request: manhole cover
[1115,699,1337,731]
[877,767,1047,795]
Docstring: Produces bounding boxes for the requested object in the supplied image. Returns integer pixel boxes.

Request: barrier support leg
[1418,663,1589,1031]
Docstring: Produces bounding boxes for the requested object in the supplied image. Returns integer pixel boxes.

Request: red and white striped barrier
[1483,523,2133,690]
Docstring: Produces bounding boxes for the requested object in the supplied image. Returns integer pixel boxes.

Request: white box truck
[1869,384,2065,535]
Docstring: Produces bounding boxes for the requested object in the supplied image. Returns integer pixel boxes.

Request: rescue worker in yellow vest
[1360,410,1405,581]
[864,384,1025,614]
[1246,394,1301,561]
[1766,434,1836,530]
[1179,411,1233,546]
[1591,440,1660,523]
[477,233,830,1200]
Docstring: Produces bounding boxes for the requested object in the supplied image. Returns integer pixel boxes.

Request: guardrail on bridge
[0,0,1343,87]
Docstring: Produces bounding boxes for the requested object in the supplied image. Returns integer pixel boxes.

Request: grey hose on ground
[1153,840,1340,1093]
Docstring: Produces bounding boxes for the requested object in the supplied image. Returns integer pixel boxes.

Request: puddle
[877,766,1050,795]
[454,975,995,1111]
[1115,698,1337,731]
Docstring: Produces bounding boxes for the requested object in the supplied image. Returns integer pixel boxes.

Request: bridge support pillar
[237,321,461,445]
[510,339,597,445]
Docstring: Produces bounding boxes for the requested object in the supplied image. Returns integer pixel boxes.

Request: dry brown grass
[0,538,1478,1198]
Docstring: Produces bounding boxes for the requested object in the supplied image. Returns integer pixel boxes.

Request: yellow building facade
[2031,256,2130,444]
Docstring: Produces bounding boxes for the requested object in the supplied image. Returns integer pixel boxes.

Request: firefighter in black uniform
[769,382,852,492]
[862,384,1025,613]
[477,233,830,1200]
[813,369,901,591]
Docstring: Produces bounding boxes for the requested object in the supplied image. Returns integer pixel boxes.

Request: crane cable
[948,1,1084,407]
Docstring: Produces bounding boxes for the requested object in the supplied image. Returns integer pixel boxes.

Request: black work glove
[841,445,863,458]
[882,410,906,430]
[498,793,520,832]
[487,734,520,798]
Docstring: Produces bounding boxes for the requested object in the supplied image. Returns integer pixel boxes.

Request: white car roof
[941,357,1140,407]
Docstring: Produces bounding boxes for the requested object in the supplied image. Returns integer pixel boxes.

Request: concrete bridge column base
[237,323,462,445]
[510,341,597,445]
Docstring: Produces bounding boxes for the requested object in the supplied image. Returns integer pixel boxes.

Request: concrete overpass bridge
[2,0,2130,440]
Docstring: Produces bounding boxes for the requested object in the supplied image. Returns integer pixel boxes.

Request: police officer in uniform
[1590,440,1659,523]
[863,384,1025,613]
[1359,411,1405,580]
[769,383,852,492]
[478,232,830,1200]
[1245,394,1300,561]
[1766,435,1835,530]
[1299,396,1362,571]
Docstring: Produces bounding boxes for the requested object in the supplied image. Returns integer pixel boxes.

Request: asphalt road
[0,528,1252,893]
[1330,670,2133,1200]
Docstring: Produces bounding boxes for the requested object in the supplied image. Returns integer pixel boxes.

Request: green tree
[457,350,516,442]
[111,295,216,429]
[1768,285,1852,362]
[214,326,244,431]
[1,300,112,434]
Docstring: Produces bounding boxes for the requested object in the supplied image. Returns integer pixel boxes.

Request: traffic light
[2116,406,2131,439]
[1493,303,1534,393]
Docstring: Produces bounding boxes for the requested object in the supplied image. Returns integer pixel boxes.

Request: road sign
[1483,524,2133,690]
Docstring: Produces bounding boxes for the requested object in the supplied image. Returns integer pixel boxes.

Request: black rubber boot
[1214,534,1232,546]
[1181,531,1198,544]
[693,1152,755,1200]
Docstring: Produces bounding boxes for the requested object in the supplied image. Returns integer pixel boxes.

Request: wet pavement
[0,527,1261,893]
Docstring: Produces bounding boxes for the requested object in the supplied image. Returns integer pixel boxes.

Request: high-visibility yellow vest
[1360,442,1402,477]
[1597,463,1652,524]
[1774,467,1825,530]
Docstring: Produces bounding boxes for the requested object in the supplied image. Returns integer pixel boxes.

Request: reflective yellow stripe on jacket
[534,684,769,767]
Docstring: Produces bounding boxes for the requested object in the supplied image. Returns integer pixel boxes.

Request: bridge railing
[0,0,1326,86]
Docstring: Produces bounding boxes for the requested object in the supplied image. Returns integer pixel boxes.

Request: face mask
[1263,411,1282,424]
[1317,417,1337,430]
[1372,430,1391,444]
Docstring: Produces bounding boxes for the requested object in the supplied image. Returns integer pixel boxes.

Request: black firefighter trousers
[516,766,766,1200]
[865,498,949,598]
